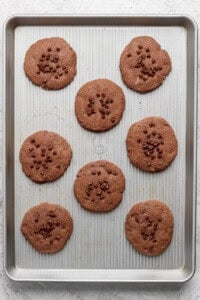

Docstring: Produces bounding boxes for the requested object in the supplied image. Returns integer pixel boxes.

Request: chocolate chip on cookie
[74,160,125,212]
[75,79,125,132]
[24,37,77,90]
[19,131,72,183]
[21,202,73,254]
[126,117,178,172]
[125,200,174,256]
[120,36,171,93]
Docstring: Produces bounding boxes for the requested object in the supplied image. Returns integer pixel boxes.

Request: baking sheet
[4,15,197,282]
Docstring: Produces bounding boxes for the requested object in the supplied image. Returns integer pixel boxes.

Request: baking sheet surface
[14,24,186,271]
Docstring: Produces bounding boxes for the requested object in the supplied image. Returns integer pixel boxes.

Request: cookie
[24,37,77,90]
[126,117,178,172]
[21,202,73,254]
[75,79,125,132]
[74,160,125,212]
[19,131,72,183]
[125,200,174,256]
[120,36,171,93]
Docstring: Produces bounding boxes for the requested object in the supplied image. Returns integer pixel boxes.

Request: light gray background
[0,0,200,299]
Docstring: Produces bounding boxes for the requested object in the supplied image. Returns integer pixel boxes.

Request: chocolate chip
[85,189,90,196]
[138,45,143,49]
[144,151,150,156]
[47,47,51,51]
[127,53,132,57]
[149,122,155,127]
[48,210,56,217]
[56,47,60,52]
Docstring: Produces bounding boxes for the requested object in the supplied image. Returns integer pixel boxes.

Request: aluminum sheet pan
[3,15,197,282]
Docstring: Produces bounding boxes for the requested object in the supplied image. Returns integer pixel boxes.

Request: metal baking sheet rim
[3,14,198,283]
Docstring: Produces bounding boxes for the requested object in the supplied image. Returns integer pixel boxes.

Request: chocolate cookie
[125,200,174,256]
[19,131,72,183]
[120,36,171,93]
[21,202,73,254]
[75,79,125,132]
[74,160,125,212]
[126,117,178,172]
[24,37,77,90]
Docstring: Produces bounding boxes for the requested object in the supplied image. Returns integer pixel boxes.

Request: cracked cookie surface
[19,130,72,183]
[21,202,73,254]
[75,79,125,132]
[74,160,125,212]
[120,36,171,93]
[125,200,174,256]
[24,37,76,90]
[126,116,178,172]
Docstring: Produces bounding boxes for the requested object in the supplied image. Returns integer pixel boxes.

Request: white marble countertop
[0,0,200,299]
